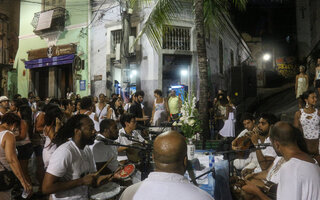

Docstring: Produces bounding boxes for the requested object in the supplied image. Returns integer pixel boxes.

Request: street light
[263,53,271,61]
[181,70,188,76]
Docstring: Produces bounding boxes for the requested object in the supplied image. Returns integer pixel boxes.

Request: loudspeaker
[230,65,257,103]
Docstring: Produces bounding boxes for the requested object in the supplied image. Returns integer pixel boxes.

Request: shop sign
[28,44,77,60]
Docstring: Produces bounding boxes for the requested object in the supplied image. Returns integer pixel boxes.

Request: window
[111,27,137,53]
[163,26,191,51]
[43,0,66,11]
[230,49,234,67]
[219,38,223,74]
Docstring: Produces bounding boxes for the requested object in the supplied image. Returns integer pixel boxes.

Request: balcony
[31,7,69,36]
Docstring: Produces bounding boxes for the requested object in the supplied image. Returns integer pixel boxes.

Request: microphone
[95,135,118,145]
[120,132,137,140]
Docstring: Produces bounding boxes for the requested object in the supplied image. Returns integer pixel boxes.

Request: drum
[89,182,121,200]
[115,164,136,179]
[126,143,143,163]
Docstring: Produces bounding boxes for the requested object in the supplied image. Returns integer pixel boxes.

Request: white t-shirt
[253,137,277,173]
[116,128,145,161]
[120,172,214,200]
[86,112,100,132]
[43,135,57,168]
[116,128,145,146]
[90,134,118,172]
[46,140,97,200]
[277,158,320,200]
[266,156,285,184]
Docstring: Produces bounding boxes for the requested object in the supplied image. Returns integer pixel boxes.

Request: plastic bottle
[208,155,215,196]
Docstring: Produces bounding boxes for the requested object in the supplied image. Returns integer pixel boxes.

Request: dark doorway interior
[162,54,192,95]
[31,64,73,99]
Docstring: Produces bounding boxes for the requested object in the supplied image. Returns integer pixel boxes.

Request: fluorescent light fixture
[171,85,184,89]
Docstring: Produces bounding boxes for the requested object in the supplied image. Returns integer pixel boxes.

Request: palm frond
[203,0,247,37]
[135,0,182,51]
[232,0,247,11]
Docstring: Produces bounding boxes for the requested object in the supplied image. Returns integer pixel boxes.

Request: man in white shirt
[242,113,278,176]
[117,113,145,153]
[90,119,119,173]
[241,122,320,200]
[120,131,214,200]
[42,115,112,200]
[232,113,257,170]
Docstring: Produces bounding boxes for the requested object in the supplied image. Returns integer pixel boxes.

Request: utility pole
[120,0,132,88]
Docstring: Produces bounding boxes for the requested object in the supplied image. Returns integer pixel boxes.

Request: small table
[185,150,233,200]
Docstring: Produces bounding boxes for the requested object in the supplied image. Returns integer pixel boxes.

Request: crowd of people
[0,72,320,200]
[0,88,191,200]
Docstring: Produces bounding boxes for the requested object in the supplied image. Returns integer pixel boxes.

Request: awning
[25,54,75,69]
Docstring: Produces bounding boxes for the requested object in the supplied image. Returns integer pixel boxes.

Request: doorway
[162,54,192,95]
[31,64,73,99]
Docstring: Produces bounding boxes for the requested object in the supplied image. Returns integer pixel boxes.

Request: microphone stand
[121,136,153,181]
[213,146,268,177]
[190,167,215,184]
[97,138,148,150]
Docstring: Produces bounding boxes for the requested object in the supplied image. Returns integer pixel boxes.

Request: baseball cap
[0,96,9,102]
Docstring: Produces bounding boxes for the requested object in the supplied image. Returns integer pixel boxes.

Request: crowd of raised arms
[0,87,319,200]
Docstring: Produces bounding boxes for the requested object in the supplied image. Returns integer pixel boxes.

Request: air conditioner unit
[115,43,121,61]
[129,36,136,54]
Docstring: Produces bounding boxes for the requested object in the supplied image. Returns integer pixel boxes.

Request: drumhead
[89,182,121,200]
[116,164,136,179]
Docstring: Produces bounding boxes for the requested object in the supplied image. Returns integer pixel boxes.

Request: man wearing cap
[0,96,9,116]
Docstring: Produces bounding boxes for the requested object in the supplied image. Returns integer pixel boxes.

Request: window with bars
[111,28,137,53]
[43,0,66,11]
[163,26,191,51]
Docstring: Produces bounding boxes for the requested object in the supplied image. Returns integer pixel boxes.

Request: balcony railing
[31,7,69,35]
[163,26,191,51]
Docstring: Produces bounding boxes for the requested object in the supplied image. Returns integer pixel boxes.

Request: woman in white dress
[295,65,308,99]
[151,89,168,126]
[95,93,109,123]
[215,94,236,138]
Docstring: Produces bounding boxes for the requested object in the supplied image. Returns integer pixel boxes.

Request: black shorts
[316,80,320,88]
[16,143,33,160]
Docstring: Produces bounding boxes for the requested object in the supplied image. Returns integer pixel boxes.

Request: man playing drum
[90,119,119,174]
[42,115,116,199]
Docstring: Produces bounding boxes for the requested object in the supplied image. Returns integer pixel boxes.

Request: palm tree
[120,0,247,145]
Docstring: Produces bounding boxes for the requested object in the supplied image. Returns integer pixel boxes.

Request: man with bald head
[242,121,320,200]
[120,131,214,200]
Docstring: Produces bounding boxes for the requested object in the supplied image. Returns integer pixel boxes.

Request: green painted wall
[14,0,90,98]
